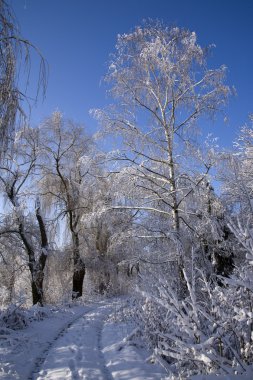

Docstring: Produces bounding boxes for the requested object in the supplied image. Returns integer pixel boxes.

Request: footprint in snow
[68,358,76,370]
[69,345,78,354]
[69,358,80,380]
[36,369,47,380]
[75,349,82,361]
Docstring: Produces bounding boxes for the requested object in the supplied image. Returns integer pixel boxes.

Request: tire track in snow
[28,306,94,380]
[31,302,115,380]
[96,311,114,380]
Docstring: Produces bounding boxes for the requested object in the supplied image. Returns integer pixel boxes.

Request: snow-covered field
[0,298,166,380]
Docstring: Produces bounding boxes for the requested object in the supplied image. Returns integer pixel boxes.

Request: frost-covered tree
[217,116,253,273]
[93,22,230,294]
[0,234,23,305]
[0,0,47,159]
[220,116,253,223]
[129,120,253,378]
[0,127,50,305]
[93,22,229,231]
[80,172,139,295]
[39,112,95,299]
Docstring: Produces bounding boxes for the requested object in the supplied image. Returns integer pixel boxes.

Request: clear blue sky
[11,0,253,148]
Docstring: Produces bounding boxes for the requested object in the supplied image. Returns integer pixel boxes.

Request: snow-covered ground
[190,374,253,380]
[0,298,166,380]
[1,297,252,380]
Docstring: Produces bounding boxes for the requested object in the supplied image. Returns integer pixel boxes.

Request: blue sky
[11,0,253,148]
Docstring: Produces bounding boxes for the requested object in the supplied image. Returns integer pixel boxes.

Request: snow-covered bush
[29,303,52,321]
[132,244,253,379]
[0,302,53,332]
[0,305,30,330]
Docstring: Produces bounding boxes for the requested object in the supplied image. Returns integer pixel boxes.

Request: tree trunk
[18,222,43,305]
[205,187,234,283]
[168,148,180,232]
[31,270,44,305]
[71,232,85,299]
[54,159,86,300]
[72,262,86,299]
[35,200,49,305]
[15,201,49,306]
[166,136,186,297]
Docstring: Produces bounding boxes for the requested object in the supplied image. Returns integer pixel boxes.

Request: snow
[102,321,166,379]
[1,297,252,380]
[0,304,90,379]
[0,298,166,380]
[190,373,253,380]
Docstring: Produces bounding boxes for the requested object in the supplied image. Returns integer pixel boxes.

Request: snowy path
[2,300,252,380]
[33,303,114,380]
[0,305,92,380]
[0,299,166,380]
[27,307,93,379]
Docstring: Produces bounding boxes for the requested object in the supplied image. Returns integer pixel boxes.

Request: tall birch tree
[93,23,230,289]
